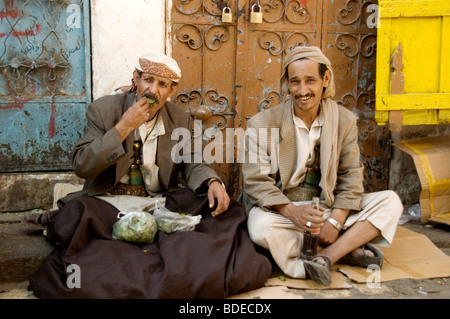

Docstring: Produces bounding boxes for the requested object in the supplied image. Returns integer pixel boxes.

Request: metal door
[0,0,91,172]
[171,0,386,197]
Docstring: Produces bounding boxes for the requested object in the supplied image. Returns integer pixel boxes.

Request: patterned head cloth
[135,53,182,82]
[280,46,335,99]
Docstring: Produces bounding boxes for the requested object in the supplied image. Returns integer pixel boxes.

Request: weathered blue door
[0,0,91,172]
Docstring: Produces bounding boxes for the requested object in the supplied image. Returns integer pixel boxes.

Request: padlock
[222,7,232,23]
[250,4,262,23]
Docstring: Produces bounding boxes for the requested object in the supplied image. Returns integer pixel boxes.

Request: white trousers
[247,190,403,278]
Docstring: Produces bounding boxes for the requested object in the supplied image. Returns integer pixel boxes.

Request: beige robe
[241,97,365,213]
[242,97,403,279]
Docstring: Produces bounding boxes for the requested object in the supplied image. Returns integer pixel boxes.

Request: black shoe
[303,256,332,286]
[338,243,384,268]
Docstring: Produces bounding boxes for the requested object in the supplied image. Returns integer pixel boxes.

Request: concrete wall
[91,0,166,99]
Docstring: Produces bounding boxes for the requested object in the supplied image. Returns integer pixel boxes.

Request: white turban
[280,46,335,98]
[135,53,182,82]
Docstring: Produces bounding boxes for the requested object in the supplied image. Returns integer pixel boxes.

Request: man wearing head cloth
[28,53,272,298]
[241,46,403,285]
[72,52,229,212]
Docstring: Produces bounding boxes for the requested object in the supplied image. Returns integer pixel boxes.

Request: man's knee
[382,190,403,214]
[247,209,270,244]
[370,190,404,223]
[365,190,403,210]
[247,208,288,248]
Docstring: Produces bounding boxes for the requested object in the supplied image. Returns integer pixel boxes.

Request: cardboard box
[393,135,450,225]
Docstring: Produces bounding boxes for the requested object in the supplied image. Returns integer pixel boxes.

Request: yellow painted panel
[402,110,438,125]
[376,1,450,127]
[376,93,450,111]
[390,17,441,93]
[376,18,392,96]
[375,109,450,126]
[439,109,450,123]
[440,17,450,93]
[375,111,389,125]
[380,0,450,18]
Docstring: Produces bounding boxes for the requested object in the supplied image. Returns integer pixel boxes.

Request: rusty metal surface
[0,0,91,172]
[171,0,236,194]
[172,0,389,197]
[322,0,389,192]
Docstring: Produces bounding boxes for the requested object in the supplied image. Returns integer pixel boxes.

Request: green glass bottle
[130,141,144,185]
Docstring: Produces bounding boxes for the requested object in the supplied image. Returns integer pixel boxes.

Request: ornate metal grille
[172,0,388,194]
[0,0,91,172]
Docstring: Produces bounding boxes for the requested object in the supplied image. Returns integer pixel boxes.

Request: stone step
[0,173,84,213]
[0,211,53,282]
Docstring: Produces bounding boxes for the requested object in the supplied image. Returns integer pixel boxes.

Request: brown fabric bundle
[29,188,272,299]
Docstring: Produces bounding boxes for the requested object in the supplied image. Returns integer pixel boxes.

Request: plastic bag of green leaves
[112,211,157,244]
[153,202,202,234]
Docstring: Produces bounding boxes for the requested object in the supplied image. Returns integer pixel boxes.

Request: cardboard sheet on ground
[256,226,450,291]
[230,286,305,299]
[338,226,450,283]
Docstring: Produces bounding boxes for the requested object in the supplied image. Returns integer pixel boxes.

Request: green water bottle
[130,141,144,185]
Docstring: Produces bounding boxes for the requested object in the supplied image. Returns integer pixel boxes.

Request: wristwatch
[207,178,226,190]
[326,217,346,231]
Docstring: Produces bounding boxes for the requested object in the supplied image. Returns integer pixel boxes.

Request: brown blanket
[29,188,272,299]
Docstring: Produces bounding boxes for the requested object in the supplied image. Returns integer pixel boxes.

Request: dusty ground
[291,218,450,299]
[296,219,450,299]
[0,211,449,300]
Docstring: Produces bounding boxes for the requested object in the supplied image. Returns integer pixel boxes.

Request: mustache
[294,93,314,99]
[142,92,159,104]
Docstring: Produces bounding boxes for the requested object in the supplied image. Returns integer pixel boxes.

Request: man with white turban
[28,53,272,299]
[241,46,403,286]
[69,52,229,213]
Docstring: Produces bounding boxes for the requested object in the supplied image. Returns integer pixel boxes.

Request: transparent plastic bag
[398,203,422,225]
[408,203,421,220]
[153,201,202,234]
[112,211,157,244]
